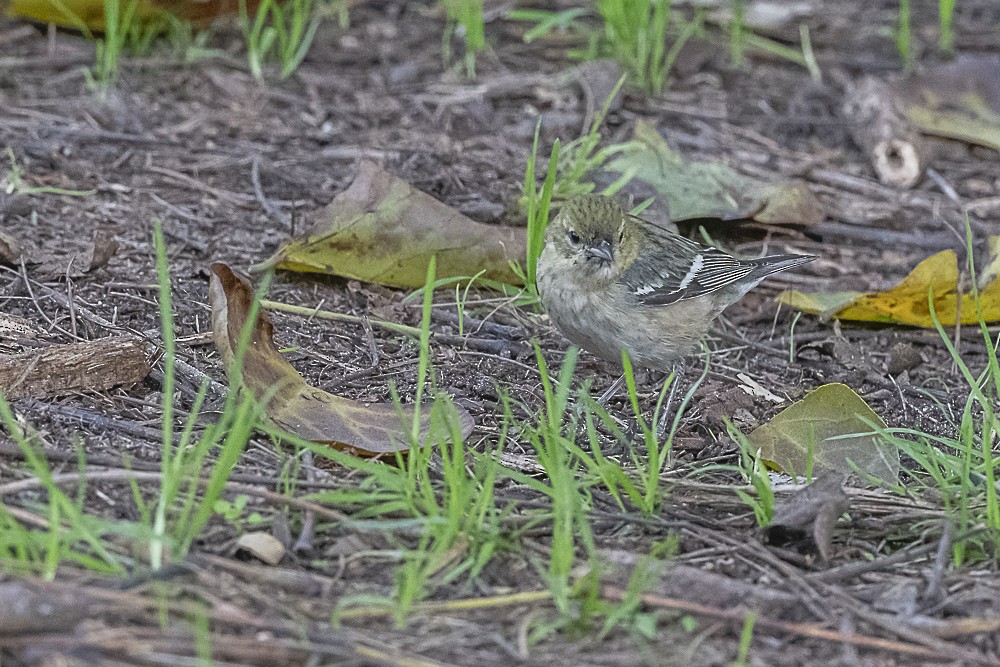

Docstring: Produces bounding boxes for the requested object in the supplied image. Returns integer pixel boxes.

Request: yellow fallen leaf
[776,290,859,318]
[252,160,526,289]
[208,263,473,457]
[5,0,251,29]
[904,99,1000,152]
[778,241,1000,327]
[747,383,897,483]
[978,236,1000,290]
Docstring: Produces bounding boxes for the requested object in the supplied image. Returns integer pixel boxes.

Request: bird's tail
[750,253,816,278]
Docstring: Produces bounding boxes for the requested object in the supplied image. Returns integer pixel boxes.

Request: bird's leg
[596,373,627,405]
[655,363,684,440]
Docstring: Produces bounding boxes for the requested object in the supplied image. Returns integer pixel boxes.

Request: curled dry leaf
[763,472,849,563]
[1,229,119,278]
[252,160,527,289]
[778,238,1000,327]
[746,382,898,483]
[604,120,825,226]
[235,532,286,566]
[32,229,119,280]
[0,231,22,265]
[208,263,473,456]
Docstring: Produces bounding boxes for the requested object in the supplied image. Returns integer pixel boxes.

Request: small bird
[537,194,815,373]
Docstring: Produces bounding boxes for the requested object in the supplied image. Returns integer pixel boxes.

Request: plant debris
[746,382,898,482]
[0,336,149,400]
[253,160,527,288]
[763,472,849,563]
[209,262,473,456]
[779,238,1000,326]
[604,120,825,225]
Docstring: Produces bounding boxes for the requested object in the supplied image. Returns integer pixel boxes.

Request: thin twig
[0,469,349,522]
[601,586,992,664]
[251,157,291,227]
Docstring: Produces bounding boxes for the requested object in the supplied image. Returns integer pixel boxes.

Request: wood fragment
[843,77,925,188]
[0,582,90,635]
[0,337,149,400]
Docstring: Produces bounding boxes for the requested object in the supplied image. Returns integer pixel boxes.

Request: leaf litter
[763,472,849,563]
[746,382,898,483]
[0,228,119,278]
[253,159,527,289]
[2,4,1000,666]
[209,262,473,456]
[779,237,1000,326]
[603,120,825,225]
[844,55,1000,187]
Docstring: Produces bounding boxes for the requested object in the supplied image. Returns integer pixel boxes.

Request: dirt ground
[2,0,1000,665]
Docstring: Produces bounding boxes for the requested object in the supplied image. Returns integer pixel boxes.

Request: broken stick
[0,337,149,400]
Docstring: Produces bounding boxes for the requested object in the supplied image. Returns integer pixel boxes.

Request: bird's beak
[587,239,614,262]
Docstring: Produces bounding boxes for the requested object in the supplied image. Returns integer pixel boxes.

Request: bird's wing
[621,231,756,306]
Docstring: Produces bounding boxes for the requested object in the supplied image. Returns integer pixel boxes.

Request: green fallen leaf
[898,56,1000,152]
[905,100,1000,152]
[747,383,898,483]
[252,160,527,288]
[604,120,824,225]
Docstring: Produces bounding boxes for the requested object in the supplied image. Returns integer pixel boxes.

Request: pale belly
[537,261,710,372]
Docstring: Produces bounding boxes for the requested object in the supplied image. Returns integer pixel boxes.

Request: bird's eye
[568,230,581,245]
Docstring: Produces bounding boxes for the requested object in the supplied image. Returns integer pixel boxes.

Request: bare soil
[1,0,999,665]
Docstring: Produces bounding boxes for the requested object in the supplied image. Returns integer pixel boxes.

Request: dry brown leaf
[252,160,527,288]
[0,231,22,265]
[763,473,849,563]
[32,229,119,279]
[208,263,473,456]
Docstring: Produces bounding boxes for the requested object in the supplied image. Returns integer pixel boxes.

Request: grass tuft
[441,0,486,78]
[938,0,956,52]
[597,0,702,95]
[517,120,560,303]
[876,223,999,564]
[239,0,320,80]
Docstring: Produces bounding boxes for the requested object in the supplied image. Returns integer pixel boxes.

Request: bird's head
[544,194,639,286]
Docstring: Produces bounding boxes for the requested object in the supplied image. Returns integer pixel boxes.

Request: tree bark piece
[0,337,149,400]
[843,77,925,188]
